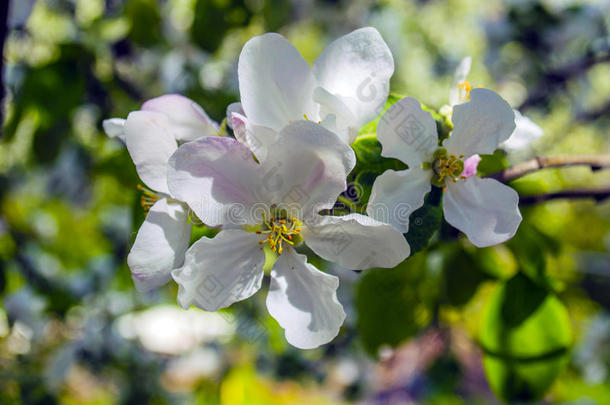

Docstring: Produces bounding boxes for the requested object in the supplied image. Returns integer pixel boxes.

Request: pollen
[137,184,160,211]
[428,148,465,187]
[457,80,473,101]
[257,212,303,255]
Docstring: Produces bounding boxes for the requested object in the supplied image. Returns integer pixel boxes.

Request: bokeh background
[1,0,610,403]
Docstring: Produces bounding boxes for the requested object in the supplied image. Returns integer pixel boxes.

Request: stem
[487,155,610,183]
[519,187,610,205]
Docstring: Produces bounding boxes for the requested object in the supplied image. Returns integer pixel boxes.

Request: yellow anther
[254,215,303,255]
[430,148,466,187]
[457,80,473,101]
[137,184,160,211]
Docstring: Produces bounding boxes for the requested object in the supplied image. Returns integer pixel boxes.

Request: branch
[487,155,610,183]
[519,187,610,205]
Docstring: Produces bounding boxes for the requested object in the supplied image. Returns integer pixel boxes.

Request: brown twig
[487,155,610,183]
[519,187,610,205]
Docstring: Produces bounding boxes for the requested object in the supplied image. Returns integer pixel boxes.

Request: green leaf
[441,246,491,307]
[480,273,572,402]
[405,187,443,255]
[476,150,509,177]
[357,93,405,137]
[355,253,440,356]
[349,134,407,210]
[506,222,560,289]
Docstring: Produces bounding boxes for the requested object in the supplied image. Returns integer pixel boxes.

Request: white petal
[502,110,544,151]
[376,97,439,168]
[312,86,357,144]
[225,102,244,129]
[313,27,394,129]
[303,213,410,269]
[449,56,472,106]
[142,94,219,142]
[262,120,356,220]
[238,33,318,130]
[443,88,516,158]
[102,118,126,142]
[127,198,191,292]
[443,177,522,247]
[124,111,177,194]
[168,136,266,227]
[229,112,277,162]
[267,249,345,349]
[367,167,432,233]
[172,230,265,311]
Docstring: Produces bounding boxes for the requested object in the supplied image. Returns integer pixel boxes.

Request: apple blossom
[167,120,409,349]
[103,94,219,292]
[367,89,522,248]
[228,26,394,156]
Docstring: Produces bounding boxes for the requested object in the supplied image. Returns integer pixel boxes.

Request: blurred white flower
[116,305,235,355]
[448,56,544,152]
[102,95,219,292]
[368,90,522,247]
[167,120,409,349]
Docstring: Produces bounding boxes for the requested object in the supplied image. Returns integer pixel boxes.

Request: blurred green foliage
[1,0,610,404]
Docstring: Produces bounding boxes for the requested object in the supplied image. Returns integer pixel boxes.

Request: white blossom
[230,27,394,156]
[103,94,218,291]
[368,90,522,248]
[167,120,409,349]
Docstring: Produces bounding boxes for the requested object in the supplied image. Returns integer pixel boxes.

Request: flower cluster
[104,28,528,349]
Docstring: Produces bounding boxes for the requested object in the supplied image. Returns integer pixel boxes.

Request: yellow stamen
[137,184,160,211]
[254,214,303,255]
[457,80,473,101]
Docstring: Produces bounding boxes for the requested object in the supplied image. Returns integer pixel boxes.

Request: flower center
[424,148,466,187]
[137,185,160,211]
[255,212,303,254]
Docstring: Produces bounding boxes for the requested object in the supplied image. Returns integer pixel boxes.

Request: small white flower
[103,94,219,292]
[448,56,544,151]
[229,27,394,154]
[167,120,409,349]
[368,90,523,248]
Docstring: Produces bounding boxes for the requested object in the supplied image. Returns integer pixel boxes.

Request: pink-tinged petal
[124,111,177,194]
[461,154,481,179]
[230,112,278,162]
[128,198,191,292]
[261,120,356,220]
[238,33,319,130]
[172,230,265,311]
[376,97,439,168]
[267,249,345,349]
[225,102,244,129]
[142,94,219,142]
[443,176,522,247]
[167,136,268,227]
[443,88,515,158]
[303,213,410,269]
